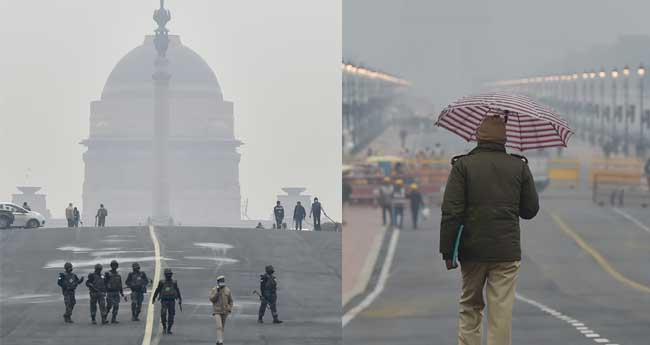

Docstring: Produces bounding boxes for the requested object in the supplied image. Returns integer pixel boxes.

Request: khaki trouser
[214,313,228,343]
[458,261,520,345]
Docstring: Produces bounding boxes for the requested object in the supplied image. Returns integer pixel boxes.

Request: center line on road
[611,208,650,234]
[549,212,650,294]
[142,225,162,345]
[342,228,400,327]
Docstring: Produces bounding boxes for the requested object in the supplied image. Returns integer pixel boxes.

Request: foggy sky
[0,0,342,220]
[344,0,650,110]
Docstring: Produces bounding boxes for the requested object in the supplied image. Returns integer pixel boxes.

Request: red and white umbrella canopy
[435,93,574,151]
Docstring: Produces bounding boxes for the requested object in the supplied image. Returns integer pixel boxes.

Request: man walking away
[273,201,284,229]
[210,275,233,345]
[408,183,424,229]
[391,179,406,228]
[440,116,539,345]
[153,268,182,334]
[58,262,84,323]
[125,262,149,321]
[309,197,323,230]
[258,265,282,324]
[378,177,394,226]
[65,203,74,228]
[96,204,108,227]
[293,201,306,231]
[104,260,127,323]
[644,157,650,191]
[86,263,109,324]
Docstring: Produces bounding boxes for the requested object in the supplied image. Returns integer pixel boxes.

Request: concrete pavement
[0,225,341,345]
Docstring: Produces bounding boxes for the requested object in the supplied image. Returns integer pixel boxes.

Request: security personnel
[408,183,424,229]
[293,201,306,231]
[57,262,84,323]
[96,204,108,227]
[273,201,284,229]
[258,265,282,324]
[391,179,407,228]
[153,268,182,334]
[125,262,149,321]
[104,260,126,323]
[209,275,234,345]
[309,197,322,230]
[86,263,109,324]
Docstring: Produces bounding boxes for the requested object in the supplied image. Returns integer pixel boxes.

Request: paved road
[342,197,650,345]
[0,226,341,345]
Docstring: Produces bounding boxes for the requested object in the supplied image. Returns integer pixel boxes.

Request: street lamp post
[599,69,607,146]
[622,65,630,156]
[639,64,646,156]
[611,68,619,154]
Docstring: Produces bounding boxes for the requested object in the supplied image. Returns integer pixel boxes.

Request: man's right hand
[445,259,458,270]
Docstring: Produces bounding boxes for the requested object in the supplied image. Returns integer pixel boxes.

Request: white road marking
[142,225,162,345]
[612,208,650,234]
[342,228,400,327]
[515,293,619,345]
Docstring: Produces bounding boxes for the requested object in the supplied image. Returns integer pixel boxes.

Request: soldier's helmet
[110,260,118,268]
[164,268,173,277]
[132,262,140,270]
[64,262,73,271]
[265,265,274,274]
[94,263,103,271]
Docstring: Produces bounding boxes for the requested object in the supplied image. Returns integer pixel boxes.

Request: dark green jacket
[439,142,539,262]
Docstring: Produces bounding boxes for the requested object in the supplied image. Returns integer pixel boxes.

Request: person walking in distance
[96,204,108,227]
[408,183,425,229]
[104,260,127,323]
[65,203,74,228]
[73,207,81,227]
[440,116,539,345]
[86,263,109,324]
[152,268,182,334]
[293,201,306,231]
[309,197,323,230]
[377,177,394,226]
[273,201,284,229]
[258,265,282,324]
[209,275,234,345]
[57,262,84,323]
[391,179,407,228]
[125,262,149,321]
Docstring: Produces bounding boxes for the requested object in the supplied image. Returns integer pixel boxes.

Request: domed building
[81,35,242,225]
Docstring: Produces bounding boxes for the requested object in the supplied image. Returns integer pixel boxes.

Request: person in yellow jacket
[209,275,234,345]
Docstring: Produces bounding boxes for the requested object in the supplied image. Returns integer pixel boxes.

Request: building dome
[101,35,223,100]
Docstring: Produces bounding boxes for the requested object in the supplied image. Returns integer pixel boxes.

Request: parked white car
[0,202,46,228]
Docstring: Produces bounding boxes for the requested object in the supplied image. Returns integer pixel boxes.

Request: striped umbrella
[435,93,574,151]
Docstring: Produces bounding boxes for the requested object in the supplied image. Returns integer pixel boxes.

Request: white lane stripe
[612,208,650,234]
[142,225,162,345]
[342,228,400,327]
[515,293,618,345]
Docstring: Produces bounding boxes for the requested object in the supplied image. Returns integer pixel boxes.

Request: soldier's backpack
[160,280,177,299]
[107,272,122,290]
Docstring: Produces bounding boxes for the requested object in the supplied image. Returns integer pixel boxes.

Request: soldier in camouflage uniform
[104,260,127,323]
[125,262,149,321]
[57,262,84,323]
[258,265,283,324]
[152,268,182,334]
[86,263,109,324]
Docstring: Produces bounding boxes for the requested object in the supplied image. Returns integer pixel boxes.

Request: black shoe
[111,319,119,324]
[258,319,263,324]
[167,328,173,335]
[162,324,167,334]
[91,318,97,325]
[273,319,283,324]
[101,318,109,325]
